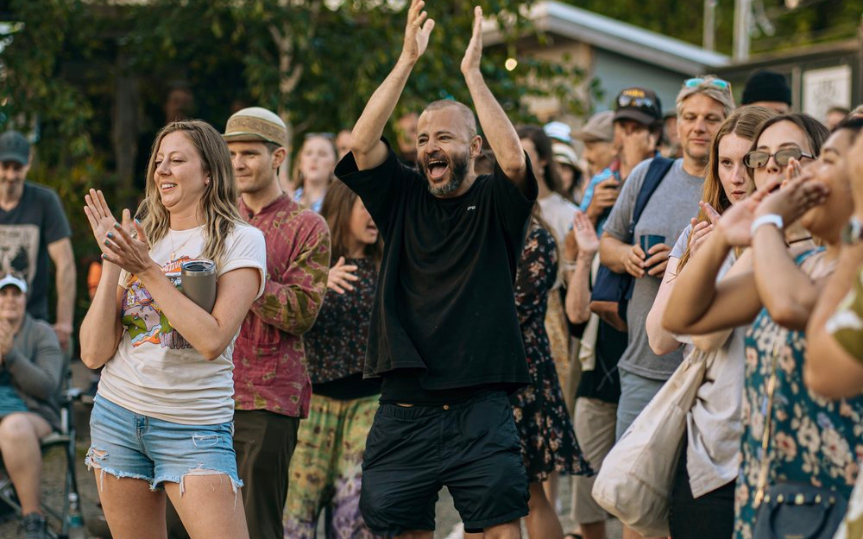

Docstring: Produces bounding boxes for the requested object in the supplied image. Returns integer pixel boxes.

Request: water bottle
[66,492,86,539]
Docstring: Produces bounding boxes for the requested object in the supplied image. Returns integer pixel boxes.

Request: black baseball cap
[0,131,30,165]
[613,88,663,127]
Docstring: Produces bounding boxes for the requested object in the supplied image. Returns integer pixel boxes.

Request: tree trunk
[111,49,140,207]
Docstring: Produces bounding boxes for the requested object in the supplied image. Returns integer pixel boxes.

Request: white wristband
[750,214,784,237]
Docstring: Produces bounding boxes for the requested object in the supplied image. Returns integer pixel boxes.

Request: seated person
[0,274,63,539]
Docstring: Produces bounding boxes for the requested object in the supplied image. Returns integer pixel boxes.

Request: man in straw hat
[223,107,330,539]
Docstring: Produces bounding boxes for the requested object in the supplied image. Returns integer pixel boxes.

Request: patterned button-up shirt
[233,194,330,418]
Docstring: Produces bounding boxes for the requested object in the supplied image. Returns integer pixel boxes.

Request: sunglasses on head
[304,132,334,140]
[743,147,815,169]
[617,95,655,110]
[684,78,732,92]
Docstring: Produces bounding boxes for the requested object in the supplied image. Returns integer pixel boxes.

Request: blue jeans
[86,395,242,494]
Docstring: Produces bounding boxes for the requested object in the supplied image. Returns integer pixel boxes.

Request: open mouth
[161,182,177,192]
[427,159,449,181]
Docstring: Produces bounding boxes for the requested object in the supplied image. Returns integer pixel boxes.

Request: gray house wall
[592,48,698,115]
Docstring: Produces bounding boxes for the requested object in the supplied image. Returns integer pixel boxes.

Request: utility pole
[704,0,717,51]
[733,0,752,62]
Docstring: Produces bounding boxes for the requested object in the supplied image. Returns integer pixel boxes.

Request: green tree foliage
[565,0,863,55]
[0,0,102,319]
[119,0,583,147]
[0,0,94,160]
[0,0,583,320]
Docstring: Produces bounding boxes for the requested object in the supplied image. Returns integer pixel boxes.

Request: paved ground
[0,362,623,538]
[0,429,623,538]
[433,480,623,539]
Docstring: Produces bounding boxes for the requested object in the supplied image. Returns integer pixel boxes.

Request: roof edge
[483,1,731,73]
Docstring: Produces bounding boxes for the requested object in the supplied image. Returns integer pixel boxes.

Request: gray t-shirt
[671,224,693,259]
[603,158,703,380]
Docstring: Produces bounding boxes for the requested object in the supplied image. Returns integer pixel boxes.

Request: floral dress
[735,249,863,539]
[511,221,592,483]
[304,257,379,386]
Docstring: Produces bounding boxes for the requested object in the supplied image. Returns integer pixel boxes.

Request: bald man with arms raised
[334,2,537,538]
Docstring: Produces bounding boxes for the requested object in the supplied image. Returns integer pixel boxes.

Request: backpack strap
[627,157,675,237]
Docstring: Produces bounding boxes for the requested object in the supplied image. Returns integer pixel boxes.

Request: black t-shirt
[335,140,538,398]
[0,183,72,321]
[378,369,481,404]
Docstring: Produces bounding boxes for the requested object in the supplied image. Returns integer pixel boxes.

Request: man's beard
[420,151,470,197]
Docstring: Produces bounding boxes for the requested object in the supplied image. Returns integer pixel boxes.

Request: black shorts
[360,391,529,536]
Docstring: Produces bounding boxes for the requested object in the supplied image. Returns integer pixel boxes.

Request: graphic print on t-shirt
[121,256,192,350]
[0,224,39,285]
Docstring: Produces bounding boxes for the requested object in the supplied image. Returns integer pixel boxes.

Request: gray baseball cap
[0,131,30,165]
[574,111,614,143]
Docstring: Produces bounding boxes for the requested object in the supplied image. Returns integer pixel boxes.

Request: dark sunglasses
[744,147,815,169]
[617,95,655,110]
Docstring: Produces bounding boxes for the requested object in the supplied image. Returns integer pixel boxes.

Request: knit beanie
[741,70,791,106]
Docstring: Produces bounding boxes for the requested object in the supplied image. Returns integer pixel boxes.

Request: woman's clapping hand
[84,189,122,258]
[84,189,155,275]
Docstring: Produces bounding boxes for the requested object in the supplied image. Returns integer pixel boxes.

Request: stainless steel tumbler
[180,259,217,313]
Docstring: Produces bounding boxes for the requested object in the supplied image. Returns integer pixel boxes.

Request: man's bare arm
[461,7,526,187]
[47,238,75,352]
[351,0,434,171]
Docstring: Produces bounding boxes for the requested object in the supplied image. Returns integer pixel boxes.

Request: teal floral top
[734,249,863,539]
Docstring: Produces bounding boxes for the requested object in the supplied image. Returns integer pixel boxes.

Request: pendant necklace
[170,230,196,261]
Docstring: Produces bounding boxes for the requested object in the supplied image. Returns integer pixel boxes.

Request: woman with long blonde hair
[79,120,267,539]
[646,106,777,351]
[643,106,776,539]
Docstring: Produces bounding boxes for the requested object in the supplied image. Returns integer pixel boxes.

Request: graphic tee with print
[98,223,266,425]
[0,183,71,321]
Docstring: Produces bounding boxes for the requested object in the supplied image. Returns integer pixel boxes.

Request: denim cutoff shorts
[86,395,243,494]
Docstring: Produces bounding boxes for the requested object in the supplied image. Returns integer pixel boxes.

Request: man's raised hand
[401,0,435,64]
[461,6,483,75]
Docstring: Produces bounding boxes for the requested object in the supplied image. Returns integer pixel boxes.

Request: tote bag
[592,348,708,537]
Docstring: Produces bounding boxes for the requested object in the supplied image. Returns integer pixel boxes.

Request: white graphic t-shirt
[98,222,266,425]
